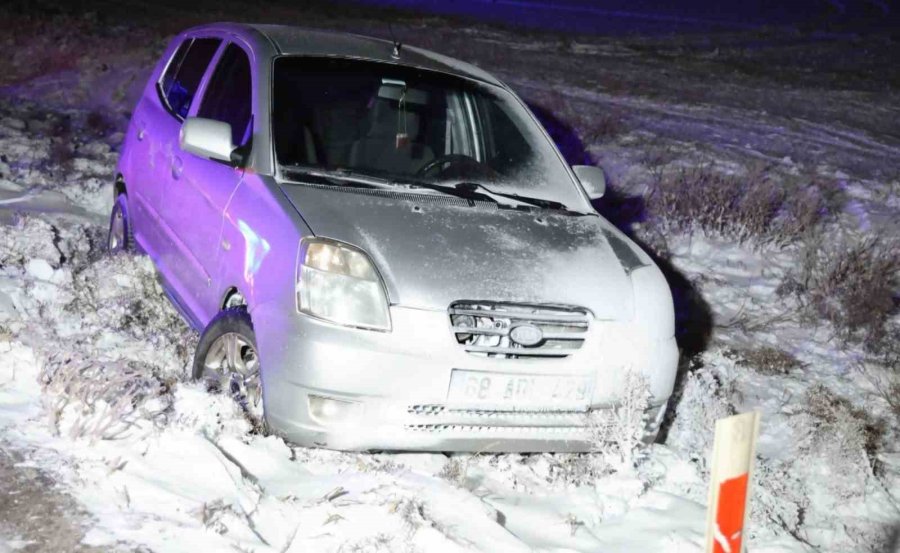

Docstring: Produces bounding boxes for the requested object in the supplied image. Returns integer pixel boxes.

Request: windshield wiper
[285,166,505,205]
[450,182,573,212]
[390,177,510,205]
[282,166,397,190]
[282,166,575,212]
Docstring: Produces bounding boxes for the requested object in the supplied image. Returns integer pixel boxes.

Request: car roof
[190,23,505,87]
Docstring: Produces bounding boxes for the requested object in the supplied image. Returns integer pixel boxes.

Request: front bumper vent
[448,302,590,358]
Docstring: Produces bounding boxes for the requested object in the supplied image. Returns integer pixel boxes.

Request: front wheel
[107,193,134,253]
[192,308,266,431]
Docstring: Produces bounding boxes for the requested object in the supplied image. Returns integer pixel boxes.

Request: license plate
[447,370,594,409]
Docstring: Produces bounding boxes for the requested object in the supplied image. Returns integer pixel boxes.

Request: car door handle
[171,156,183,180]
[136,121,147,141]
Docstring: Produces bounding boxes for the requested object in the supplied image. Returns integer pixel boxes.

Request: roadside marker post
[705,411,761,553]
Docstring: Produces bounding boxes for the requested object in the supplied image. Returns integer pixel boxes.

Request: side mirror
[572,165,606,200]
[180,117,235,164]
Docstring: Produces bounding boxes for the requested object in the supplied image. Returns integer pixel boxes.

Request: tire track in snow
[510,76,900,178]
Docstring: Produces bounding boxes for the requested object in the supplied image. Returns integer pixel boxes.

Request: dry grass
[779,235,900,344]
[647,166,843,248]
[734,346,803,376]
[584,371,651,471]
[803,383,884,473]
[40,356,174,442]
[857,324,900,425]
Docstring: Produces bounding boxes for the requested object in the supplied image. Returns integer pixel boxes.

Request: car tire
[107,193,135,253]
[192,307,266,432]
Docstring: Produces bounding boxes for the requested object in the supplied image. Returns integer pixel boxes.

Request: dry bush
[779,235,900,344]
[648,166,778,243]
[802,384,884,474]
[734,346,803,375]
[437,457,468,487]
[665,363,734,460]
[647,166,842,247]
[40,356,174,442]
[779,179,844,239]
[858,324,900,425]
[751,460,811,546]
[543,452,610,486]
[397,496,430,538]
[584,371,652,471]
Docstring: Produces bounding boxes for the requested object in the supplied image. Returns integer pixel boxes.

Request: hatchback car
[109,23,678,452]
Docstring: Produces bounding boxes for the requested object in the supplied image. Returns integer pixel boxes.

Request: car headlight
[296,238,391,331]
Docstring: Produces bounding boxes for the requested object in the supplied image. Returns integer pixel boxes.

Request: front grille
[406,424,585,435]
[448,302,590,358]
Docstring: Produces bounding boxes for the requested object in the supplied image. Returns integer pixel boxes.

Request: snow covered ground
[1,4,899,552]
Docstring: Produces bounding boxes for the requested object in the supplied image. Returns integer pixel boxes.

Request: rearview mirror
[572,165,606,200]
[180,117,235,164]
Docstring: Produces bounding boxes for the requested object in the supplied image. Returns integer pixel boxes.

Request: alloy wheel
[202,332,263,419]
[108,208,126,252]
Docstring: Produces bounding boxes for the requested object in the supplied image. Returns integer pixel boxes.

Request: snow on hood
[280,183,634,320]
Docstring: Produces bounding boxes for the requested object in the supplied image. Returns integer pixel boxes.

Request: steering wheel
[416,154,482,177]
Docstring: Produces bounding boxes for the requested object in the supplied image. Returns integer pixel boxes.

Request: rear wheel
[107,193,134,253]
[192,308,265,430]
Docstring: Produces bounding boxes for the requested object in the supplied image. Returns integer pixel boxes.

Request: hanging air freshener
[396,87,409,149]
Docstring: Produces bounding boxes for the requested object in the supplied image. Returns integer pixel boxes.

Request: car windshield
[272,57,587,209]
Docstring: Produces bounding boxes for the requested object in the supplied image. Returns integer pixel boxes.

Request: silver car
[109,23,678,452]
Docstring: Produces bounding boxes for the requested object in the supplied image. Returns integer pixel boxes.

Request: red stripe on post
[712,473,749,553]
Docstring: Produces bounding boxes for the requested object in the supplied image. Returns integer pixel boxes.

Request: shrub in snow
[665,362,734,464]
[584,370,652,472]
[67,254,195,357]
[647,166,841,248]
[0,215,64,269]
[398,496,431,539]
[40,356,173,442]
[780,234,900,344]
[748,384,894,550]
[750,460,812,547]
[543,452,610,487]
[733,345,803,376]
[438,456,469,487]
[0,215,193,443]
[801,383,884,477]
[859,323,900,426]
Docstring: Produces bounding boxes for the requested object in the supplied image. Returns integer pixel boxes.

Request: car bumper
[254,304,678,452]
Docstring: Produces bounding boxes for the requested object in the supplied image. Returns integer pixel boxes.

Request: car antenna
[389,23,402,59]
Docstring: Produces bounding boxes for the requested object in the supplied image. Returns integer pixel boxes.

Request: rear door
[125,39,187,251]
[165,41,255,326]
[137,35,221,271]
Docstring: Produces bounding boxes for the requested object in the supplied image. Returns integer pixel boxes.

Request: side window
[158,38,221,120]
[197,43,252,146]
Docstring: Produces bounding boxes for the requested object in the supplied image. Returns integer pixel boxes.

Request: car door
[165,41,255,326]
[124,39,186,251]
[138,36,221,287]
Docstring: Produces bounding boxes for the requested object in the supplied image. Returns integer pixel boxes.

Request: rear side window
[198,43,253,146]
[159,38,221,119]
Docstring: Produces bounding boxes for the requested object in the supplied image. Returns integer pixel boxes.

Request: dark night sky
[348,0,899,34]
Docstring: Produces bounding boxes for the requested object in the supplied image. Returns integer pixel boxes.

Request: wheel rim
[202,332,262,419]
[108,207,125,252]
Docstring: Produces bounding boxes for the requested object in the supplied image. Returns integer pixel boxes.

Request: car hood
[280,183,635,320]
